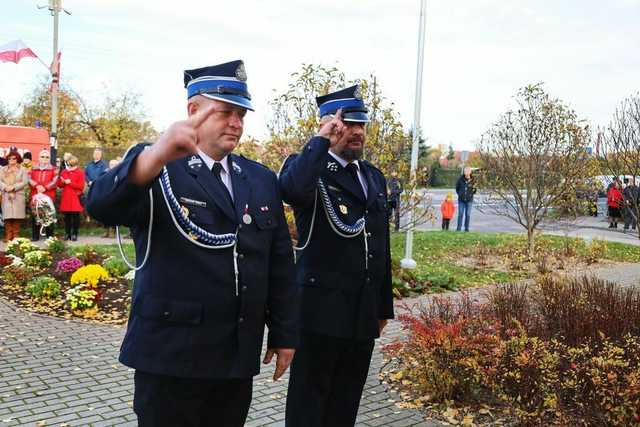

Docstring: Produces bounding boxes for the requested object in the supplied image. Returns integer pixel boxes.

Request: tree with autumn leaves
[236,63,434,231]
[1,79,158,148]
[478,84,596,259]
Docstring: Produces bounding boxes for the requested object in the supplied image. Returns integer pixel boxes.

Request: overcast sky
[1,0,638,150]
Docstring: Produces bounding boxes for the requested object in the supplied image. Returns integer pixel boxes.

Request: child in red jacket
[440,192,456,230]
[58,155,85,240]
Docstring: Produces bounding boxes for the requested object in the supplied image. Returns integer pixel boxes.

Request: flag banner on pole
[49,51,61,93]
[0,40,39,64]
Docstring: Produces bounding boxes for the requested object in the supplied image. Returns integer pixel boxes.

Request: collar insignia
[188,156,203,170]
[232,162,242,174]
[327,161,338,172]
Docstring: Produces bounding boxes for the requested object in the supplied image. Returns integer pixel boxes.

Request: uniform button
[367,232,372,237]
[365,210,369,214]
[163,311,170,317]
[239,316,245,323]
[241,285,248,292]
[368,254,373,259]
[238,224,243,230]
[309,277,316,283]
[238,253,245,260]
[366,278,371,284]
[267,219,272,226]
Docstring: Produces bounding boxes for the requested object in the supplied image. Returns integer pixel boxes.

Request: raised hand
[152,103,218,165]
[129,103,217,186]
[316,108,345,148]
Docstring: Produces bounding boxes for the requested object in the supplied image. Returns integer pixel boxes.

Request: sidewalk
[0,297,440,427]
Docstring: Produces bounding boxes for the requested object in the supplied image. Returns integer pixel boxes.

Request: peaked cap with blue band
[316,84,369,123]
[184,60,254,111]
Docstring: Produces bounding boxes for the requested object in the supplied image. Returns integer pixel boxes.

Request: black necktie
[212,162,233,204]
[345,163,365,199]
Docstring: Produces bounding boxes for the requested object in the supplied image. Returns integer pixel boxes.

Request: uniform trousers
[133,370,252,427]
[286,332,375,427]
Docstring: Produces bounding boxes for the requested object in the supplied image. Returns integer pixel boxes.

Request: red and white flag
[0,40,38,64]
[49,51,61,93]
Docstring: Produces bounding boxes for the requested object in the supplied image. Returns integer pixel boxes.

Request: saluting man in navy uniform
[280,85,394,426]
[87,60,298,427]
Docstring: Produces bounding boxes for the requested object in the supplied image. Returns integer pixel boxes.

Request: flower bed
[382,276,640,426]
[0,238,132,324]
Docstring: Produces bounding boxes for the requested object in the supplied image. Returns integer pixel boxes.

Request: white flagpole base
[400,258,417,269]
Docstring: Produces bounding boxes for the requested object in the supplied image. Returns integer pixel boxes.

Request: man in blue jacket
[87,60,298,427]
[280,85,394,426]
[84,148,107,186]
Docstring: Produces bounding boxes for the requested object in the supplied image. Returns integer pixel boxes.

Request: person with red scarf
[607,180,624,229]
[58,155,85,240]
[29,149,58,240]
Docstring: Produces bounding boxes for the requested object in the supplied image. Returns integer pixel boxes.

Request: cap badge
[353,85,363,100]
[235,63,247,81]
[339,204,348,215]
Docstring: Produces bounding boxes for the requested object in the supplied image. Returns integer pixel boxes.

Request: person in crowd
[441,191,455,230]
[59,152,71,173]
[280,86,394,427]
[28,149,58,240]
[388,171,403,232]
[86,60,298,427]
[0,150,28,241]
[623,177,638,231]
[607,180,624,229]
[85,147,108,187]
[22,151,33,171]
[58,155,85,241]
[455,167,476,232]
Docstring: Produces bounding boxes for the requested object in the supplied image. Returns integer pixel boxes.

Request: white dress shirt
[197,149,234,201]
[328,150,368,196]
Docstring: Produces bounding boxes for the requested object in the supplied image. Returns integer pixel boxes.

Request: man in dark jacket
[455,166,475,232]
[87,60,298,427]
[84,148,107,186]
[279,85,394,427]
[388,172,403,232]
[623,178,638,231]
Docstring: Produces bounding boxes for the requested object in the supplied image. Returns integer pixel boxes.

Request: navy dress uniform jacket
[279,136,394,341]
[86,144,298,379]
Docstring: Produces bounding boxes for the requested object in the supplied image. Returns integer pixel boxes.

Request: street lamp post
[401,0,427,270]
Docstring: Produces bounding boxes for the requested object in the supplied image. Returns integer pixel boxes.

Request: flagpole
[39,0,69,164]
[400,0,427,270]
[50,0,60,164]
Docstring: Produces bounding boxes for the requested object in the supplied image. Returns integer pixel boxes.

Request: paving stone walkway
[1,260,637,427]
[0,297,441,427]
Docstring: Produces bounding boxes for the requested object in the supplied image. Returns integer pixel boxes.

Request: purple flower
[56,257,83,273]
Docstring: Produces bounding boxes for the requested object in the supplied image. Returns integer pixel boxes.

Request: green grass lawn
[76,231,640,297]
[390,231,640,294]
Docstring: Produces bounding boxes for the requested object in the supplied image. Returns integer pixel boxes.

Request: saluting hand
[316,108,345,148]
[152,103,218,165]
[263,348,295,381]
[129,103,218,186]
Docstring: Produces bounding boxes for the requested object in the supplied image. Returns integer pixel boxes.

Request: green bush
[103,256,129,277]
[25,276,61,299]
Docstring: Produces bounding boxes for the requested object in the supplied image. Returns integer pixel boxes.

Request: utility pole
[401,0,427,270]
[38,0,70,165]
